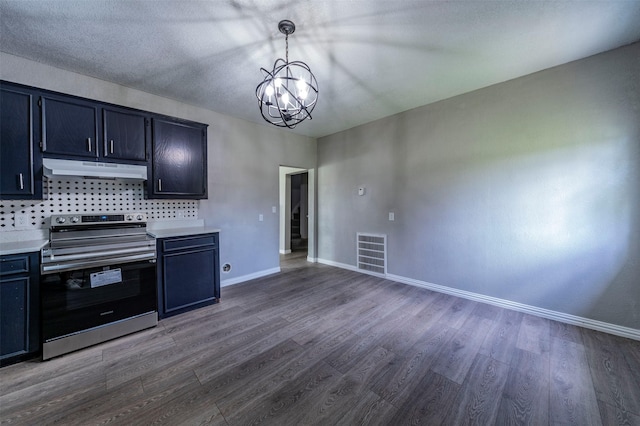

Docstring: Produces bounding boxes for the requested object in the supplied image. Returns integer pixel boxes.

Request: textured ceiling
[1,0,640,138]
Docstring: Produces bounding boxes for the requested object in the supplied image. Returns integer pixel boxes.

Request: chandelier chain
[285,34,289,63]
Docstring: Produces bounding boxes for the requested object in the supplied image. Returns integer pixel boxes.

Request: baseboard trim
[387,273,640,341]
[221,267,281,287]
[279,249,291,254]
[317,258,359,272]
[307,256,317,263]
[315,259,638,341]
[317,258,386,278]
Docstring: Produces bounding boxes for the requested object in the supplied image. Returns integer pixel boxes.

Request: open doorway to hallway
[279,166,310,267]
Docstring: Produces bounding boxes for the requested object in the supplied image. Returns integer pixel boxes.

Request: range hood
[43,158,147,180]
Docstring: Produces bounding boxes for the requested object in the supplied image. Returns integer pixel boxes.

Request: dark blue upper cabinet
[149,118,207,199]
[41,95,99,159]
[41,95,148,164]
[103,108,148,162]
[0,84,43,200]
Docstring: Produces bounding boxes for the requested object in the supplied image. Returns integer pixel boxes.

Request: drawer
[161,234,217,252]
[0,254,31,275]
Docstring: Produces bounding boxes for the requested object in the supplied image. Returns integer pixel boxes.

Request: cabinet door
[0,276,30,360]
[103,108,147,162]
[150,118,207,199]
[0,252,40,366]
[0,86,42,199]
[162,248,216,314]
[41,95,99,159]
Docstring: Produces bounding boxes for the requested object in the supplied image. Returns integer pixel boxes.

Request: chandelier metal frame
[256,20,318,129]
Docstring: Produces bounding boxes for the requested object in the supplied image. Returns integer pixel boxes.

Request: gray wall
[317,42,640,329]
[0,52,317,283]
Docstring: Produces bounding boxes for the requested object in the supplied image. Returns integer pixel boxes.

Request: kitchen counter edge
[147,227,221,239]
[0,239,49,256]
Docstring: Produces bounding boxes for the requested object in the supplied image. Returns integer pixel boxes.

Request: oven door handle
[43,246,154,262]
[41,251,156,274]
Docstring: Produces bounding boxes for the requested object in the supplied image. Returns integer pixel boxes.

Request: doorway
[279,166,315,266]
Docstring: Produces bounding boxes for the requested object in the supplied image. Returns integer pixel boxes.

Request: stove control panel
[50,213,147,227]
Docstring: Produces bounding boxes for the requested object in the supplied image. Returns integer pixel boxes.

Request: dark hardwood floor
[1,254,639,425]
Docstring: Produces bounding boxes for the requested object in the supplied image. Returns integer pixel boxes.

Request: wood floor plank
[369,320,456,405]
[442,354,510,425]
[619,337,640,393]
[496,348,550,425]
[294,346,395,425]
[0,362,107,424]
[479,308,523,364]
[189,316,298,384]
[549,337,603,425]
[447,297,480,328]
[194,339,304,417]
[597,399,640,426]
[40,378,145,425]
[430,316,494,384]
[581,329,640,418]
[413,291,456,323]
[0,346,104,395]
[90,371,207,425]
[389,370,461,425]
[221,359,341,425]
[550,320,584,344]
[516,313,551,355]
[334,391,398,425]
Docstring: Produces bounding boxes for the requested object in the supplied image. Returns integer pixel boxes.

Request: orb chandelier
[256,20,318,129]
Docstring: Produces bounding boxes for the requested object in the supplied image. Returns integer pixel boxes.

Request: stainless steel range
[40,213,157,360]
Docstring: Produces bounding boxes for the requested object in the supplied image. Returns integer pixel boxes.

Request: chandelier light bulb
[265,84,274,97]
[296,79,308,99]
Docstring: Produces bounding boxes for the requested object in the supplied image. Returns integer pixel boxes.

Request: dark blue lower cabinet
[0,252,40,366]
[157,233,220,319]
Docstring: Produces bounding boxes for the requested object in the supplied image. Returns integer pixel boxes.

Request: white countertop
[0,230,48,256]
[0,220,221,255]
[146,219,220,239]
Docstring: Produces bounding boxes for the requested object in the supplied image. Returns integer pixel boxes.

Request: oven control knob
[56,217,66,224]
[126,214,134,221]
[71,216,80,223]
[136,214,144,221]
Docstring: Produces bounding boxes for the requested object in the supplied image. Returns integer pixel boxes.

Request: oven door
[41,260,157,342]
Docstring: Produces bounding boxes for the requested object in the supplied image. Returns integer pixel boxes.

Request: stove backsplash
[0,177,198,230]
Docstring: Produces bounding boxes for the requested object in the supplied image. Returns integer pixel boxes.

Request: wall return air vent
[357,233,387,276]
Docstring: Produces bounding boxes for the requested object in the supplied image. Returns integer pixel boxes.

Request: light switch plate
[388,212,395,221]
[259,214,264,222]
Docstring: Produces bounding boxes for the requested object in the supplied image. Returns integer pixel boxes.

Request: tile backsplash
[0,177,198,230]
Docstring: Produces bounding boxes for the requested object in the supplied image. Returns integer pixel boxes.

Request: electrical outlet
[14,212,29,228]
[388,212,395,221]
[259,214,264,222]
